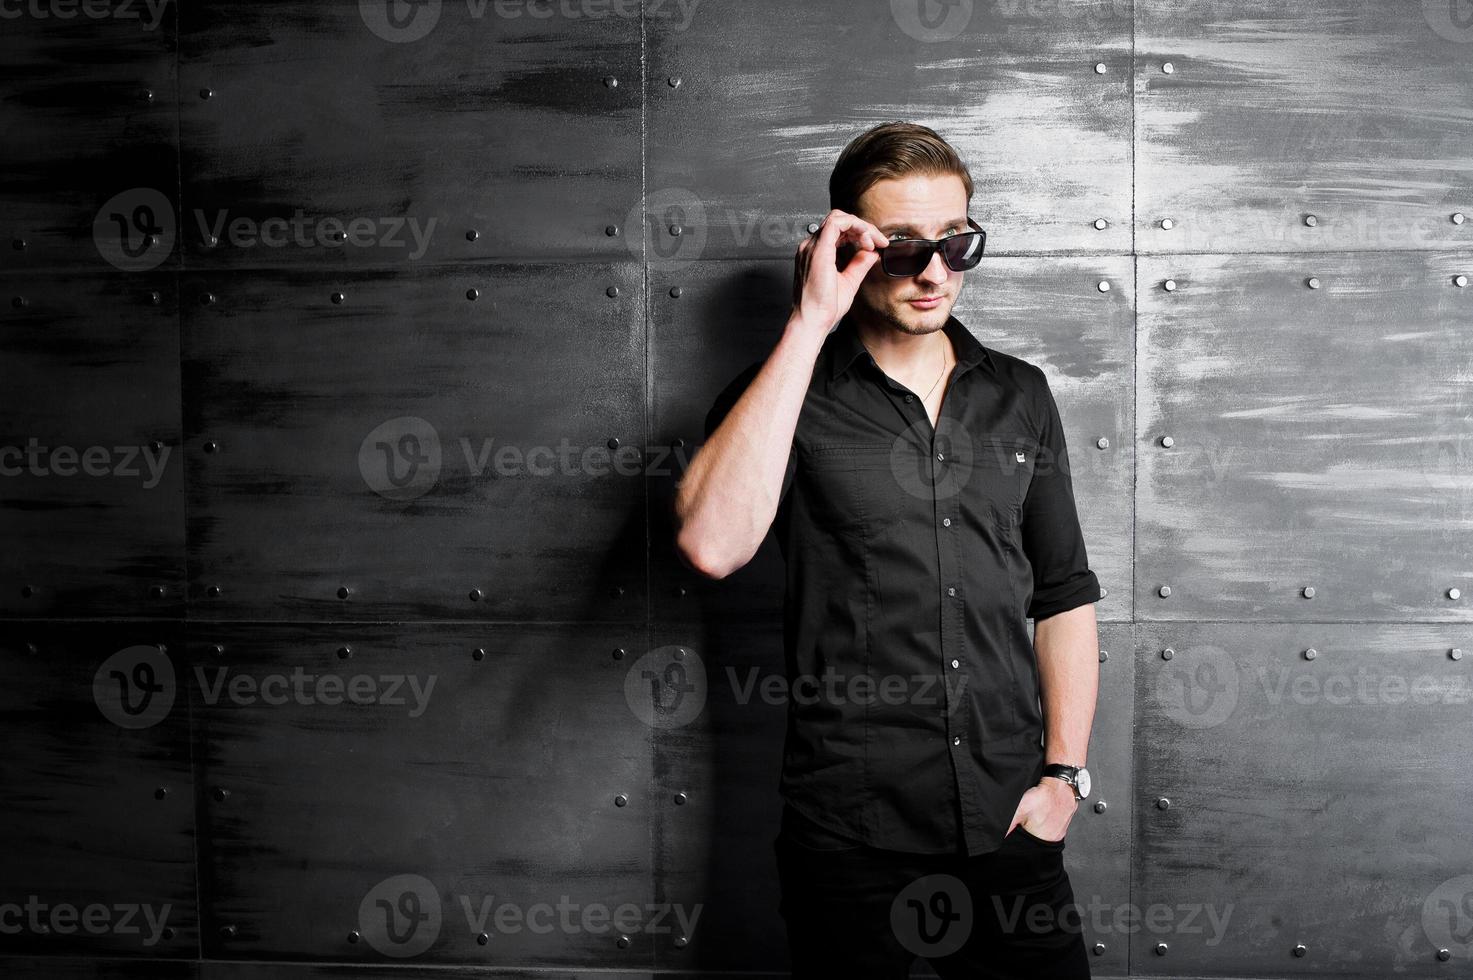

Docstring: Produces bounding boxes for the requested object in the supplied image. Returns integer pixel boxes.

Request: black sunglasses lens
[943,232,984,271]
[882,240,929,276]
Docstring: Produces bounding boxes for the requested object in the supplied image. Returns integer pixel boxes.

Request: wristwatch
[1042,763,1091,801]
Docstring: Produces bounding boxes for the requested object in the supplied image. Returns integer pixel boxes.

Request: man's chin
[891,301,951,333]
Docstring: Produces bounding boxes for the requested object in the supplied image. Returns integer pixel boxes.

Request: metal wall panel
[0,623,197,957]
[178,0,641,269]
[191,622,651,966]
[0,273,184,617]
[0,5,179,273]
[1133,622,1473,976]
[180,264,644,622]
[646,1,1132,259]
[1138,251,1473,622]
[1135,0,1473,254]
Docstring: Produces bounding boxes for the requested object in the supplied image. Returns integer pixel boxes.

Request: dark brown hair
[828,121,974,219]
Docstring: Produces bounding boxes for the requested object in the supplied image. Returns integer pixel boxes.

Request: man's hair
[828,121,974,220]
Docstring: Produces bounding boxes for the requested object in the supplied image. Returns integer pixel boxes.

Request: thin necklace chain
[866,336,951,402]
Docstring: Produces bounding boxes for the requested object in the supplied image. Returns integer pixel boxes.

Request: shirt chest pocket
[803,434,1034,532]
[961,434,1034,529]
[801,444,887,532]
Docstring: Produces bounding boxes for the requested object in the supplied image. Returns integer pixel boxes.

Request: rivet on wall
[1293,944,1308,958]
[1096,279,1110,292]
[1453,275,1468,288]
[1302,648,1317,661]
[1094,62,1107,74]
[1160,435,1174,448]
[1163,278,1177,292]
[1302,586,1316,598]
[1158,585,1172,598]
[1159,217,1175,230]
[1303,214,1318,227]
[1161,647,1174,660]
[1306,276,1321,289]
[1449,587,1462,600]
[1161,62,1174,74]
[1096,436,1109,449]
[1094,218,1109,230]
[1093,942,1106,955]
[1451,648,1463,661]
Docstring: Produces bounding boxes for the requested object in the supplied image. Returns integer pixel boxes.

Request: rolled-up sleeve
[1020,368,1100,621]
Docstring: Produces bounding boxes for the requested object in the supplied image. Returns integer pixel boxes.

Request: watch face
[1076,767,1091,799]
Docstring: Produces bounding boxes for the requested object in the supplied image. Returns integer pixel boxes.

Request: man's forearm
[1033,602,1100,768]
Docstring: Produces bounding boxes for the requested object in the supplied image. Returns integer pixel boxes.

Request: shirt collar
[828,309,996,383]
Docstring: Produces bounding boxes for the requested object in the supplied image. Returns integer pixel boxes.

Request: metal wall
[1,1,1469,977]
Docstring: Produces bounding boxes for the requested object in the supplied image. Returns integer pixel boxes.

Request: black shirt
[701,311,1100,856]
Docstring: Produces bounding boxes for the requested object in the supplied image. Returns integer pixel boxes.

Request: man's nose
[920,250,949,284]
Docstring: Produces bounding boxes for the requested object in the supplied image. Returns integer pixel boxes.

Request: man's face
[852,173,972,337]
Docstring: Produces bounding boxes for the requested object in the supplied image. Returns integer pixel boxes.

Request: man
[673,121,1100,979]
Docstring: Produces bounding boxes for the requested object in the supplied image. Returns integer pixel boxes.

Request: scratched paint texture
[1135,0,1473,253]
[191,623,650,966]
[1134,622,1473,976]
[1138,251,1473,621]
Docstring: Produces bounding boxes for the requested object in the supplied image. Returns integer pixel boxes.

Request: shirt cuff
[1028,570,1101,622]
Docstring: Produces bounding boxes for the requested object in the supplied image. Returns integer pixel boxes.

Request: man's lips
[909,295,944,306]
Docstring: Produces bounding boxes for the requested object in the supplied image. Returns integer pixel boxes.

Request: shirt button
[942,518,951,527]
[905,394,914,402]
[947,587,957,597]
[936,452,945,461]
[951,659,960,668]
[953,736,961,746]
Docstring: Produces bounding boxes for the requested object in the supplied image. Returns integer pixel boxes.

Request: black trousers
[774,803,1092,979]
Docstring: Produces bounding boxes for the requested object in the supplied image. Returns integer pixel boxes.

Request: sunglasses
[877,217,987,277]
